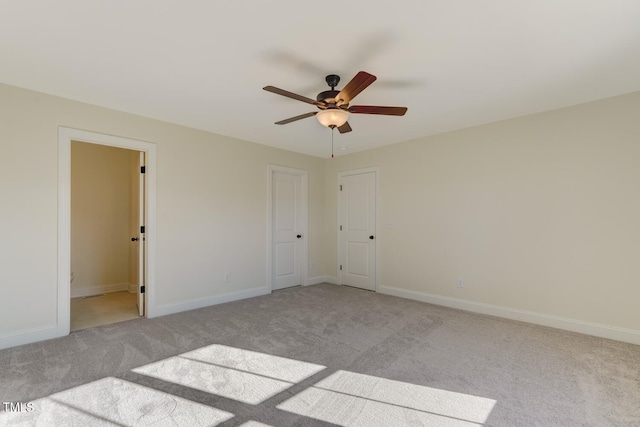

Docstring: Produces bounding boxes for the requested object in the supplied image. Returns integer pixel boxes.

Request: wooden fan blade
[263,86,322,106]
[348,105,408,116]
[275,112,317,125]
[335,71,377,106]
[337,121,352,134]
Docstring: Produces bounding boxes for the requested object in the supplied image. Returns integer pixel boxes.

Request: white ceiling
[2,1,639,158]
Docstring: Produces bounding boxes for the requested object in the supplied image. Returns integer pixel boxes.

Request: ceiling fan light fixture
[316,108,349,128]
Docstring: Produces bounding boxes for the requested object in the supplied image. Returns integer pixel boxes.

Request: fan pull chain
[331,127,335,158]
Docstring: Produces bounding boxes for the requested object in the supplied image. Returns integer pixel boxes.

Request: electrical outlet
[310,262,315,271]
[457,278,464,288]
[224,273,231,283]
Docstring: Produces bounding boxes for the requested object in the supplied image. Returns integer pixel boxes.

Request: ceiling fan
[263,71,407,134]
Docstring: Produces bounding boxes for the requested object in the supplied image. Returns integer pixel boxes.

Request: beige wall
[0,83,325,341]
[1,80,639,347]
[71,142,133,295]
[325,91,640,332]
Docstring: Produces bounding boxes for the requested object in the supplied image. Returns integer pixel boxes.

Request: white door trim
[267,164,308,290]
[137,151,146,317]
[58,127,157,337]
[337,166,380,291]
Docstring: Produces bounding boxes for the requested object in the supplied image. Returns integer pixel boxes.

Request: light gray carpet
[1,284,639,426]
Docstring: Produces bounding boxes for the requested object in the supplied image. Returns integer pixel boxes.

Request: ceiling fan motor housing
[317,74,345,107]
[317,90,341,105]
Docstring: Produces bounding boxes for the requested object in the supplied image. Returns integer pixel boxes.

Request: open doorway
[70,141,145,331]
[58,127,156,338]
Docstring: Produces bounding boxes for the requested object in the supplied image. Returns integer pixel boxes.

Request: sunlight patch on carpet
[0,377,233,426]
[182,344,325,383]
[133,344,326,405]
[277,370,496,426]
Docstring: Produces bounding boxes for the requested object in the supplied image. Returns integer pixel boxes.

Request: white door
[339,171,377,291]
[137,152,145,316]
[272,171,303,290]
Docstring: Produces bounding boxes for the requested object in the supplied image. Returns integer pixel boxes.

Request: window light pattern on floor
[2,344,496,426]
[132,344,327,405]
[278,370,496,426]
[0,377,232,426]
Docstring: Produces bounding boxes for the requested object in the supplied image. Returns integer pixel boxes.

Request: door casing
[136,151,146,316]
[58,127,157,337]
[337,166,380,291]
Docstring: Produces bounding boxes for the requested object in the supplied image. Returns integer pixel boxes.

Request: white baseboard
[153,286,271,318]
[0,324,59,350]
[306,275,337,286]
[128,283,137,293]
[378,285,640,346]
[70,283,130,298]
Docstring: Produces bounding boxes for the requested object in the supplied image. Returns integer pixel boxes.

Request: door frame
[136,151,146,317]
[266,164,308,291]
[57,127,157,337]
[337,166,380,291]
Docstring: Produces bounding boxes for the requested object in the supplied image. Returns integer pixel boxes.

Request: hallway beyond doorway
[70,291,139,331]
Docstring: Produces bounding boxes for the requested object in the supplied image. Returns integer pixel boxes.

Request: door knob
[297,234,302,239]
[369,235,375,240]
[131,237,139,241]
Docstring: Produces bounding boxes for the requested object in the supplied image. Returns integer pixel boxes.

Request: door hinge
[340,225,342,231]
[140,285,145,293]
[339,265,342,271]
[140,226,145,233]
[339,185,343,191]
[141,166,146,173]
